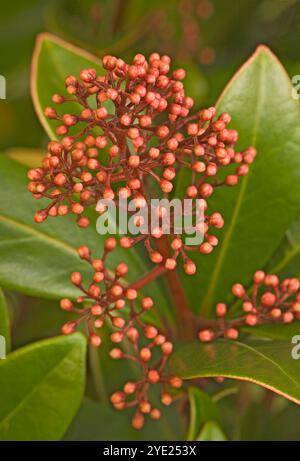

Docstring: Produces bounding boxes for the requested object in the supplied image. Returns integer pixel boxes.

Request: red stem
[156,236,193,338]
[129,264,167,291]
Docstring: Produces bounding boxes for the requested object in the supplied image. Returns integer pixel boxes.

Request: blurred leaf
[174,59,208,106]
[179,46,300,315]
[0,1,48,150]
[267,215,300,278]
[170,339,300,405]
[45,0,146,57]
[240,398,300,441]
[11,295,75,348]
[0,333,86,441]
[0,155,173,325]
[197,421,227,441]
[6,148,44,167]
[0,1,45,72]
[31,33,103,139]
[64,398,184,441]
[187,387,220,441]
[239,402,275,441]
[257,0,298,22]
[64,398,137,441]
[0,289,10,352]
[212,385,239,403]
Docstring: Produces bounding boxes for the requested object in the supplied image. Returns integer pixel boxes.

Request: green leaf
[179,46,300,315]
[197,421,227,441]
[241,322,300,341]
[0,155,99,301]
[187,387,220,441]
[240,399,300,441]
[11,295,76,349]
[267,215,300,278]
[0,155,173,324]
[31,33,103,139]
[230,216,300,326]
[229,215,300,319]
[170,339,300,405]
[0,289,10,352]
[64,398,185,441]
[174,59,208,106]
[6,148,44,168]
[0,333,86,441]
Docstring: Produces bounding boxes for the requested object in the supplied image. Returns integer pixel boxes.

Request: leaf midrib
[36,42,80,140]
[0,213,119,288]
[38,41,100,140]
[199,55,266,315]
[175,340,300,404]
[0,213,78,258]
[234,341,300,389]
[195,341,300,389]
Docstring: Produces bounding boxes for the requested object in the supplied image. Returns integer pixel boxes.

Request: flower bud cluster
[60,237,182,428]
[28,52,256,272]
[110,328,182,430]
[198,271,300,342]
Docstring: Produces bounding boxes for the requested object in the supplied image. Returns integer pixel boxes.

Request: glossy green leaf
[197,421,227,441]
[170,339,300,405]
[179,46,300,315]
[0,333,86,441]
[31,33,102,139]
[241,322,300,340]
[0,289,10,352]
[0,155,172,324]
[187,387,220,441]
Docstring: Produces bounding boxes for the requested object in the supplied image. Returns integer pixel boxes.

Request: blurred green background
[2,0,300,441]
[2,0,300,151]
